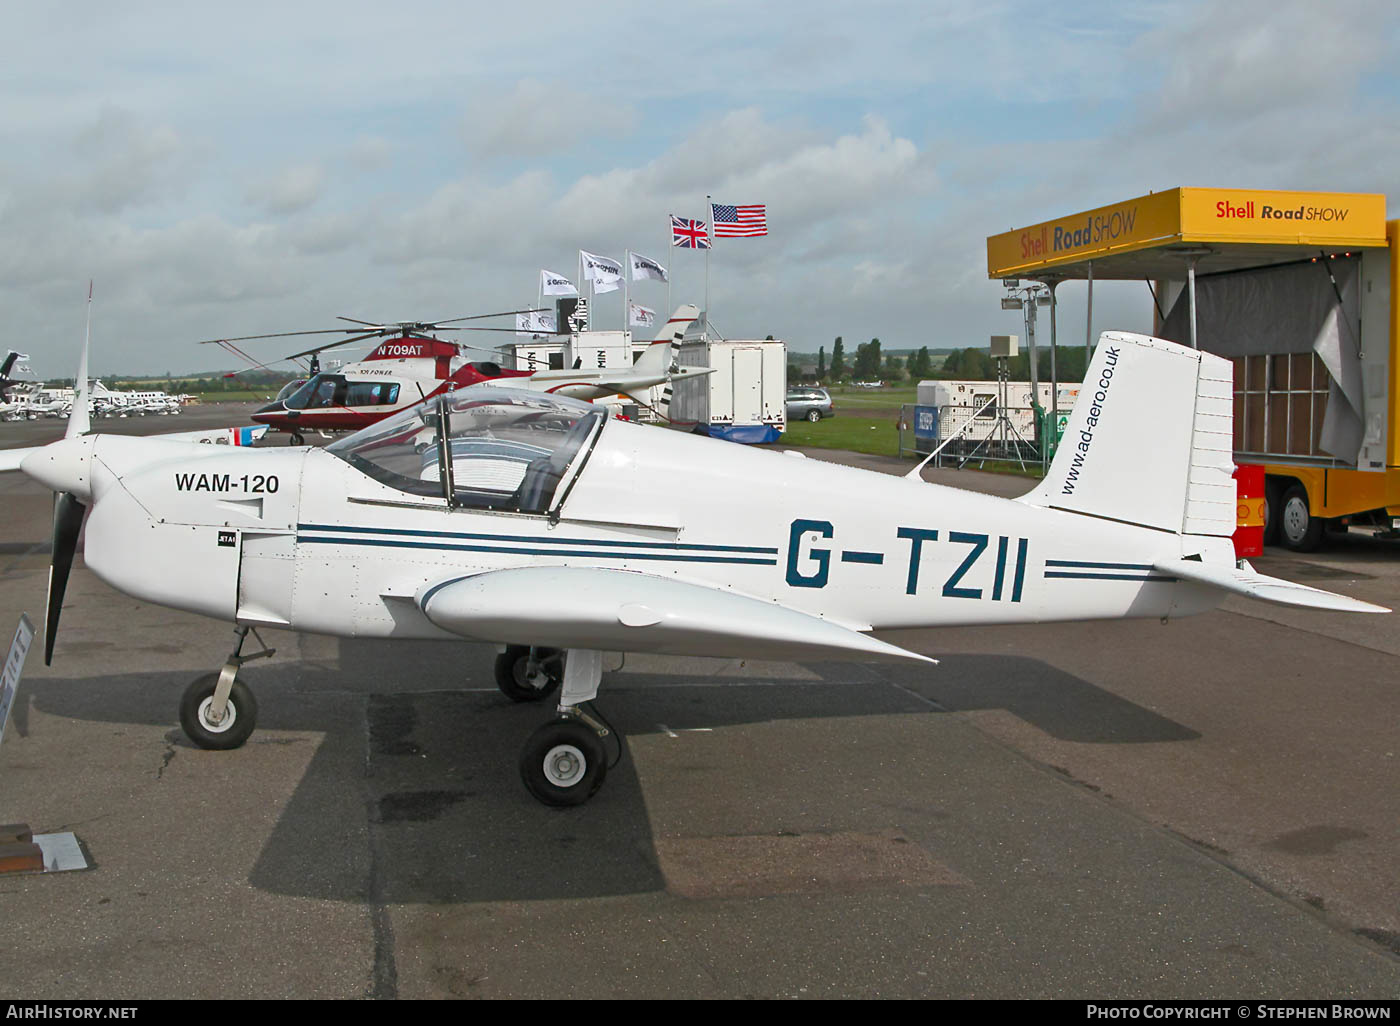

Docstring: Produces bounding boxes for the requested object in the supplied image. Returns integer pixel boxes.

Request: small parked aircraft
[5,329,1386,806]
[206,308,709,443]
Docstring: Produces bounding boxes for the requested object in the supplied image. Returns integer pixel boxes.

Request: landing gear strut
[517,649,615,807]
[180,625,274,750]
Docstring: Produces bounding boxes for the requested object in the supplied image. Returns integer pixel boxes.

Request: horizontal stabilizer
[1156,558,1390,613]
[418,566,936,665]
[600,364,715,398]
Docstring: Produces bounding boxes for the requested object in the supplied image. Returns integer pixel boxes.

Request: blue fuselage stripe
[297,535,777,565]
[1045,571,1178,582]
[1046,559,1157,571]
[297,522,777,554]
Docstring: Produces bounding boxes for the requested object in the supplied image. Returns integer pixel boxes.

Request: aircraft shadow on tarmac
[17,636,1197,905]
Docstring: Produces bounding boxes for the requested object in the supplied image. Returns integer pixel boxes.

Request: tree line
[790,337,1088,385]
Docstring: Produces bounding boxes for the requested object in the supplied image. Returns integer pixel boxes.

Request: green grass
[778,416,900,457]
[823,385,918,411]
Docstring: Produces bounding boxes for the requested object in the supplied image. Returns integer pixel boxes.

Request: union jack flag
[671,215,711,249]
[711,203,766,238]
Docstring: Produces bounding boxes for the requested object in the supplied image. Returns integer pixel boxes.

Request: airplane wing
[416,565,936,665]
[1155,558,1390,613]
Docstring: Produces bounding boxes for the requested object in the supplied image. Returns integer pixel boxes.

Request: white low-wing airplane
[4,331,1387,805]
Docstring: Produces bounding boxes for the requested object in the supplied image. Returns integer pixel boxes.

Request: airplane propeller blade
[66,282,93,439]
[45,490,87,665]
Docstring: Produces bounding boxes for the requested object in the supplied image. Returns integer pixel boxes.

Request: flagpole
[624,249,630,335]
[665,222,672,321]
[704,195,712,340]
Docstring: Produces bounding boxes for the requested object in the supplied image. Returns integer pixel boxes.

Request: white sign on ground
[1,613,34,751]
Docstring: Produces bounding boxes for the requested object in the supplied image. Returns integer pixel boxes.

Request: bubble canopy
[326,387,606,513]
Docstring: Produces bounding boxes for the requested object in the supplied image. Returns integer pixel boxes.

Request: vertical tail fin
[632,304,700,416]
[1021,332,1235,536]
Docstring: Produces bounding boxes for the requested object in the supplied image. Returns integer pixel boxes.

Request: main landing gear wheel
[179,673,258,750]
[289,431,304,446]
[494,645,563,702]
[519,719,607,807]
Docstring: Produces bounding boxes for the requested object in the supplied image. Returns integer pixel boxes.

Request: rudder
[1021,332,1234,537]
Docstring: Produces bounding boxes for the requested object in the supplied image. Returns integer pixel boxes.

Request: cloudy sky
[4,0,1397,377]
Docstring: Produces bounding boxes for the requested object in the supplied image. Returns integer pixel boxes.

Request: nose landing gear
[179,625,274,750]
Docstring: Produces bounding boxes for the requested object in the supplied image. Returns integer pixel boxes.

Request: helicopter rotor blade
[429,308,548,325]
[195,327,378,345]
[283,332,385,362]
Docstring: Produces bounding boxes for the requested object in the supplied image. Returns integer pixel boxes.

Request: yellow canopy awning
[986,188,1388,280]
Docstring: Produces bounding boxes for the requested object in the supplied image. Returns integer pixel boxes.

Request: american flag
[671,215,711,249]
[710,203,767,238]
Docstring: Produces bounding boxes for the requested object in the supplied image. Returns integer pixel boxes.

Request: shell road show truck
[987,187,1399,551]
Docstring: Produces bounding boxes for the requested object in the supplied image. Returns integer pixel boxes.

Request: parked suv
[786,387,835,422]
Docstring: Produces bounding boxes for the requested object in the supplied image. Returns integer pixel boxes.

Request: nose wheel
[180,673,258,750]
[180,626,274,750]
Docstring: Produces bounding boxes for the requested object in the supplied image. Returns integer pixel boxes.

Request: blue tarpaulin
[695,423,783,445]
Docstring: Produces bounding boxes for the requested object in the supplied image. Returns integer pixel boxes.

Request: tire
[289,432,304,446]
[1278,483,1324,552]
[179,672,258,750]
[1262,479,1284,546]
[806,409,821,423]
[519,719,607,806]
[494,645,563,703]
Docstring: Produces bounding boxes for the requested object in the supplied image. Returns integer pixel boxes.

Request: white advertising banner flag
[1,614,34,750]
[629,251,668,283]
[515,311,557,335]
[580,250,623,293]
[628,303,656,328]
[540,270,577,297]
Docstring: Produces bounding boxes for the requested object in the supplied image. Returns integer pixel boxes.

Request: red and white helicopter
[204,307,708,444]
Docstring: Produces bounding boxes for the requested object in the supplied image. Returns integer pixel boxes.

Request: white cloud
[245,164,326,216]
[2,1,1398,376]
[461,79,638,160]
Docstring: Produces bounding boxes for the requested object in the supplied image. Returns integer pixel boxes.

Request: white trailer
[916,379,1079,446]
[672,339,787,443]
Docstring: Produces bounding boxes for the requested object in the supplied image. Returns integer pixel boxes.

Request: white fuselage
[79,418,1226,649]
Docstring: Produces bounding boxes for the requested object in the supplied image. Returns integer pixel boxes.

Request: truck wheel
[1278,484,1324,552]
